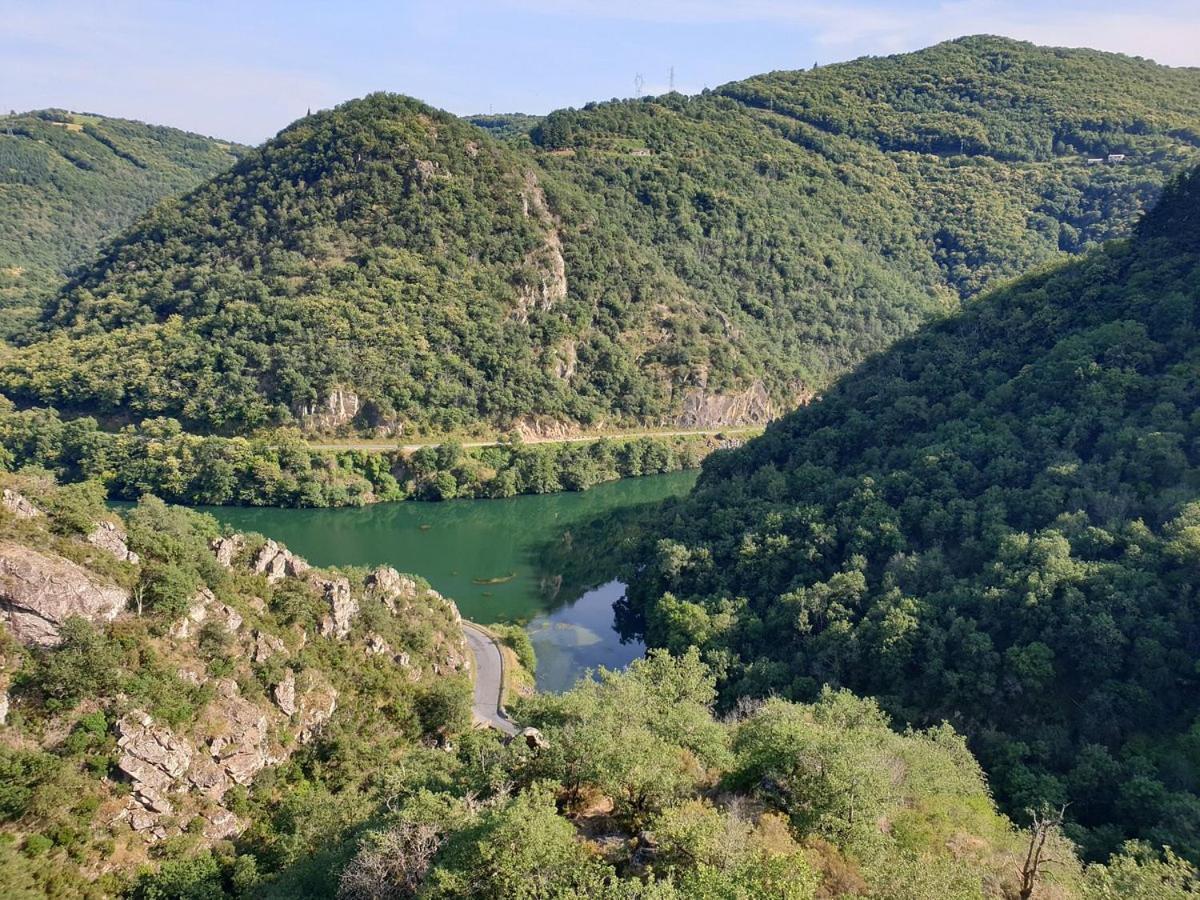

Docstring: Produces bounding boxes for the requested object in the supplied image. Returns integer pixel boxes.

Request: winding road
[462,622,518,735]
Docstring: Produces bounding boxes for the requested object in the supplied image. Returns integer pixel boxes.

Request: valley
[2,27,1200,900]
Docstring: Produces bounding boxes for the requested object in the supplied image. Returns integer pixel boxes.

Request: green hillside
[0,478,1190,896]
[0,109,244,333]
[3,37,1198,438]
[624,166,1200,861]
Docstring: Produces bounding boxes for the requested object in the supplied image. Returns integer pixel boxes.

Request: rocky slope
[4,38,1198,436]
[0,475,471,894]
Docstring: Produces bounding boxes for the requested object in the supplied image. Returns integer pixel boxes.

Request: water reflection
[527,580,646,692]
[189,471,694,689]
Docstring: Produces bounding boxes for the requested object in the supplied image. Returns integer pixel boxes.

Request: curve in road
[462,621,518,735]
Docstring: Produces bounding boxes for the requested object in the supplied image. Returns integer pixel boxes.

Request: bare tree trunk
[1018,805,1066,900]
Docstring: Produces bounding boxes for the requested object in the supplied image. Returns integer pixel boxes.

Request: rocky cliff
[0,476,474,890]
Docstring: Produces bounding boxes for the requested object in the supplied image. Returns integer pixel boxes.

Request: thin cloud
[505,0,1200,66]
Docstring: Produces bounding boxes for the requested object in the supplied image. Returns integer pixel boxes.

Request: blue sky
[5,0,1199,144]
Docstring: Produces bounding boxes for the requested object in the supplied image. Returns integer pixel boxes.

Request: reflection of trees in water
[529,495,686,629]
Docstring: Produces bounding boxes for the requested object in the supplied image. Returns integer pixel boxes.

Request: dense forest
[3,37,1198,437]
[622,165,1200,863]
[1,479,1195,897]
[0,110,243,336]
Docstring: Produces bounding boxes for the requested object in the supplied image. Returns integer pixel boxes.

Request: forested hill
[4,37,1199,436]
[0,109,243,333]
[720,34,1200,160]
[625,165,1200,861]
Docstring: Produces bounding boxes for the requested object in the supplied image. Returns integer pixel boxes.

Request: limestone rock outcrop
[274,668,297,716]
[296,678,338,744]
[253,629,285,662]
[117,712,193,798]
[673,381,774,429]
[316,575,357,638]
[208,685,274,787]
[170,588,242,640]
[0,543,128,646]
[2,489,41,519]
[210,534,246,568]
[366,566,419,612]
[86,520,139,564]
[252,539,311,583]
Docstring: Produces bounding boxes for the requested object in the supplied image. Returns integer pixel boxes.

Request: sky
[5,0,1200,145]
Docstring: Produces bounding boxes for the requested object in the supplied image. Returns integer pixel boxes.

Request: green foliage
[336,651,1091,899]
[5,39,1197,435]
[486,623,538,674]
[0,407,711,507]
[0,109,243,336]
[627,164,1200,861]
[423,783,611,898]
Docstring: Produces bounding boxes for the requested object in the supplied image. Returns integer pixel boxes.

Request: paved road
[462,622,518,735]
[308,426,758,453]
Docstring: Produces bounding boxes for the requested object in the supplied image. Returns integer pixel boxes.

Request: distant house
[1107,153,1126,163]
[630,148,653,157]
[1086,158,1104,165]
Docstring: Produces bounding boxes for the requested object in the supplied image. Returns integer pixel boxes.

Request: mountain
[623,165,1200,861]
[2,37,1198,436]
[0,109,244,333]
[2,476,1192,897]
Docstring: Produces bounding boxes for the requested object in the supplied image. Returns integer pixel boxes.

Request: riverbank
[0,402,755,509]
[196,471,693,688]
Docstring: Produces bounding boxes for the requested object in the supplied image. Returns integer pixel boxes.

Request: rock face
[117,713,193,797]
[86,520,139,564]
[252,539,311,583]
[2,489,41,519]
[209,686,274,787]
[298,387,360,432]
[170,588,242,640]
[296,680,338,743]
[673,381,775,428]
[254,629,285,662]
[274,668,297,716]
[366,566,419,612]
[0,543,128,646]
[210,534,246,568]
[316,575,358,638]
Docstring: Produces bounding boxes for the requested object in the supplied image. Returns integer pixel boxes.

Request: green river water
[197,470,697,692]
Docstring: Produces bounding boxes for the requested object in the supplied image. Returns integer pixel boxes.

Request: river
[196,470,697,692]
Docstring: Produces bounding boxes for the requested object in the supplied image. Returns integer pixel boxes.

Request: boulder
[365,632,393,656]
[519,727,549,751]
[0,543,128,646]
[86,520,139,564]
[274,668,297,716]
[253,539,310,583]
[2,489,41,519]
[116,712,193,794]
[186,755,230,799]
[127,804,157,833]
